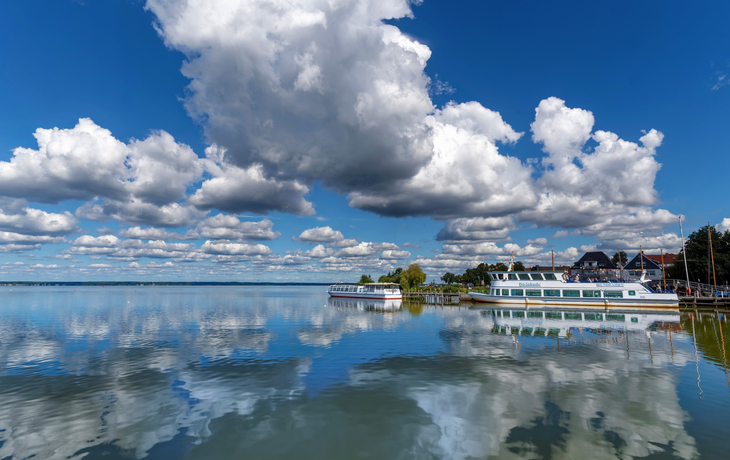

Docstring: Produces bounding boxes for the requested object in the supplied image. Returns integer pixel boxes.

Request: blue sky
[0,0,728,282]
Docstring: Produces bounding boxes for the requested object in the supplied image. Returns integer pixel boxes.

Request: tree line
[669,224,730,286]
[440,261,526,286]
[358,263,427,290]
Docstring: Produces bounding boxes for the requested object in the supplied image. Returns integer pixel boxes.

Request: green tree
[611,251,628,266]
[358,274,373,285]
[669,225,730,286]
[441,272,456,284]
[513,261,526,271]
[402,263,426,290]
[378,267,403,284]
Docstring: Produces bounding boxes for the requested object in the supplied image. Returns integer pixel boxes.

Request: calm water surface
[0,286,729,459]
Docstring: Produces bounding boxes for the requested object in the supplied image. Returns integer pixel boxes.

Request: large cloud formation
[144,0,677,239]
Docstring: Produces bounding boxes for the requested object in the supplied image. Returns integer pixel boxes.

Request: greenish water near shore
[0,286,728,459]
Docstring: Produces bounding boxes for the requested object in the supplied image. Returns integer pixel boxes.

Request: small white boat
[327,282,402,300]
[470,270,678,309]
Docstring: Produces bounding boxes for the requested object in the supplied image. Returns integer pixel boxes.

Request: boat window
[628,291,636,296]
[512,311,525,318]
[544,274,557,280]
[530,273,544,280]
[585,313,603,321]
[565,313,582,320]
[582,290,601,298]
[502,289,510,296]
[490,274,496,280]
[631,317,638,323]
[534,328,547,336]
[518,274,531,280]
[604,291,623,298]
[508,274,518,280]
[606,314,625,321]
[545,312,562,320]
[526,290,542,297]
[544,289,561,297]
[527,311,543,318]
[511,289,524,296]
[563,290,580,297]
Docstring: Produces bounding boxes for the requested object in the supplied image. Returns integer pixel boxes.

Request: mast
[661,248,666,291]
[617,247,623,280]
[551,249,554,271]
[640,245,644,272]
[707,222,717,291]
[679,216,691,292]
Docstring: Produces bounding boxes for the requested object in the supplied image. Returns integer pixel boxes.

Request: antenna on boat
[508,251,515,271]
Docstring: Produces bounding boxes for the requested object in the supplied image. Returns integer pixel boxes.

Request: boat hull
[327,291,402,300]
[469,292,678,309]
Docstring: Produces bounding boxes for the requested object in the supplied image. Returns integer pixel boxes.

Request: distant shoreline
[0,282,336,287]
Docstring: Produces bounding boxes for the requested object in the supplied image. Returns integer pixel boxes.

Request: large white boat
[327,282,402,300]
[469,270,678,309]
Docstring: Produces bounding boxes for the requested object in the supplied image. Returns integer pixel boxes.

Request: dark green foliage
[378,264,425,290]
[357,274,374,285]
[669,225,730,285]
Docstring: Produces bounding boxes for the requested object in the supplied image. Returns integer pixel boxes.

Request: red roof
[644,253,677,265]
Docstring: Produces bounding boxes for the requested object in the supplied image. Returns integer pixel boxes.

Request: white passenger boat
[327,282,402,300]
[469,270,678,309]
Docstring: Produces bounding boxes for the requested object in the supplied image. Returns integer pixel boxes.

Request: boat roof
[365,283,400,286]
[490,270,565,274]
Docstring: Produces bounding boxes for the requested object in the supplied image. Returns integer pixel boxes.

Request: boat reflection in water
[475,303,680,337]
[327,296,402,312]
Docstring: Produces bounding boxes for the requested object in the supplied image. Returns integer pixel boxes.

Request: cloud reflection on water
[0,288,711,459]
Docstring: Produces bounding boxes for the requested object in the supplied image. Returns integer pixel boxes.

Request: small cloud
[403,242,421,248]
[712,72,729,91]
[527,238,547,245]
[97,226,116,235]
[316,216,327,221]
[430,74,455,96]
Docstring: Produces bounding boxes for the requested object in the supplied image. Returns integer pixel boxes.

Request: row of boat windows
[493,289,635,298]
[329,286,398,292]
[330,286,362,292]
[493,310,635,322]
[492,273,558,281]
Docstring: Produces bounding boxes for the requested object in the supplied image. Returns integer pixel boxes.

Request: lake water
[0,286,729,459]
